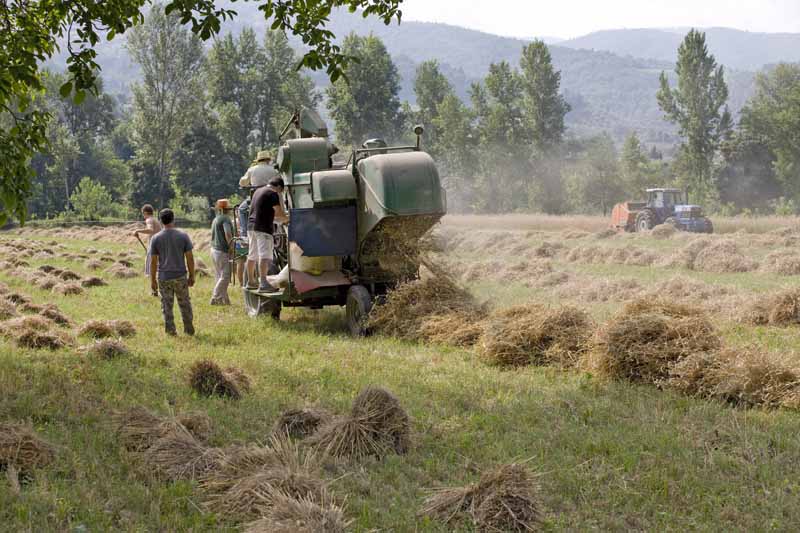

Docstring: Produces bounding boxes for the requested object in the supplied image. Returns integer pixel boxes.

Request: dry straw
[479,304,593,368]
[52,282,83,295]
[188,359,251,399]
[584,299,720,384]
[310,386,410,459]
[243,490,349,533]
[743,288,800,326]
[113,407,212,452]
[421,463,540,532]
[86,339,131,360]
[271,408,332,440]
[0,423,56,474]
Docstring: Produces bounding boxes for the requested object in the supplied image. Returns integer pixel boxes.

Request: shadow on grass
[278,307,351,337]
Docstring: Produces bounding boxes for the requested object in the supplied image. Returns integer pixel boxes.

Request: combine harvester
[242,109,446,335]
[611,188,713,234]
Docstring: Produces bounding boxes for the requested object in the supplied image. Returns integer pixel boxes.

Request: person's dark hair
[142,204,154,215]
[268,176,285,190]
[159,208,175,226]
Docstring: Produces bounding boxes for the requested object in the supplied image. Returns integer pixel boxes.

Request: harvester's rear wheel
[346,285,373,337]
[636,210,655,232]
[242,268,281,320]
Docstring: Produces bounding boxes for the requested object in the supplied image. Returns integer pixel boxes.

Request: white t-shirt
[242,162,277,188]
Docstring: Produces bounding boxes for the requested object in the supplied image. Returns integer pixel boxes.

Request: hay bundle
[109,319,136,337]
[113,407,212,451]
[0,281,7,294]
[0,423,56,474]
[2,315,53,334]
[650,224,676,239]
[37,265,56,274]
[743,289,800,326]
[421,463,540,532]
[58,270,81,281]
[85,259,104,270]
[532,241,564,258]
[116,259,134,268]
[0,300,17,320]
[272,408,332,440]
[86,339,131,359]
[78,320,117,338]
[14,329,70,349]
[38,305,70,327]
[201,439,325,518]
[188,359,251,399]
[585,299,720,384]
[142,427,224,481]
[759,250,800,275]
[693,239,757,273]
[52,282,83,296]
[5,292,31,305]
[478,305,593,368]
[106,264,138,279]
[366,276,485,342]
[419,311,486,347]
[243,491,349,533]
[35,276,60,290]
[310,386,410,459]
[81,276,107,288]
[669,348,800,409]
[19,302,45,314]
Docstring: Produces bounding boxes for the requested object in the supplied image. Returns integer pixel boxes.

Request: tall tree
[327,33,403,146]
[657,29,732,201]
[127,4,204,208]
[519,40,570,153]
[740,63,800,202]
[0,0,402,223]
[620,132,659,196]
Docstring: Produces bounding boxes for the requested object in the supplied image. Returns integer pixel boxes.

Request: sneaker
[245,283,258,290]
[258,282,277,293]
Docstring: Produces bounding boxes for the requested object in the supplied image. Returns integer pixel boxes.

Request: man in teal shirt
[210,199,234,305]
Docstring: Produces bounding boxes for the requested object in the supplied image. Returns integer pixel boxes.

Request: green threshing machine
[242,108,447,335]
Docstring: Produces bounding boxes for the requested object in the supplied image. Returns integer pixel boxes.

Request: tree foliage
[69,177,114,220]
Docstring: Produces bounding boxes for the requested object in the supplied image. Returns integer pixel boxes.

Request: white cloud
[399,0,800,39]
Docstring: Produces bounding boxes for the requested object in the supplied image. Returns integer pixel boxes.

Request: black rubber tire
[703,218,714,234]
[636,210,655,232]
[242,268,281,320]
[346,285,373,337]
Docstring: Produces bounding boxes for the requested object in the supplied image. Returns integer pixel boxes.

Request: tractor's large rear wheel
[702,218,714,234]
[636,210,655,232]
[346,285,373,337]
[243,268,281,320]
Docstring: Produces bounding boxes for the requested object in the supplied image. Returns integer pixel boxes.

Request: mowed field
[2,214,800,531]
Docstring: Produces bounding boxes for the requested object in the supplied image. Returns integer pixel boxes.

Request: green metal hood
[356,152,445,216]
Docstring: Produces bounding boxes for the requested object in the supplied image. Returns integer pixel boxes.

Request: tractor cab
[611,187,713,234]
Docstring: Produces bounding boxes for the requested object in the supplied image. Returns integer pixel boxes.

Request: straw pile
[692,239,757,273]
[366,275,486,344]
[650,224,676,239]
[659,237,712,269]
[759,250,800,275]
[58,270,81,281]
[201,438,326,519]
[85,259,104,270]
[421,463,540,532]
[243,491,349,533]
[113,407,212,452]
[19,302,44,314]
[0,300,17,320]
[39,305,70,326]
[106,264,138,279]
[188,359,251,399]
[478,304,593,368]
[35,276,60,290]
[78,319,136,338]
[86,339,131,360]
[52,282,83,296]
[743,289,800,326]
[5,292,31,305]
[0,423,56,475]
[142,427,225,481]
[1,315,71,350]
[272,408,332,440]
[310,387,410,459]
[584,299,720,384]
[669,348,800,409]
[81,276,107,288]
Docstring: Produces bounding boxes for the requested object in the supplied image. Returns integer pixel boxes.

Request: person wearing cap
[239,150,278,189]
[210,199,235,305]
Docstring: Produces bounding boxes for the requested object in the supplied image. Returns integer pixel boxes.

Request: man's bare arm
[274,203,289,224]
[150,255,159,293]
[186,251,196,287]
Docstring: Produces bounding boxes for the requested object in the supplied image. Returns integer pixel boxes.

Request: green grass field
[2,221,800,531]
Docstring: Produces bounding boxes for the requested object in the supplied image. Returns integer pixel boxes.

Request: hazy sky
[399,0,800,39]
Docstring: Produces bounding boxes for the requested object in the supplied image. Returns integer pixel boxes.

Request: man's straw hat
[216,198,232,210]
[256,150,273,162]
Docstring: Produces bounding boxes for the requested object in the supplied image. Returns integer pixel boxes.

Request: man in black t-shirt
[246,176,289,291]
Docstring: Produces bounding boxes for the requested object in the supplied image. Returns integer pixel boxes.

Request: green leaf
[107,30,116,41]
[74,90,86,105]
[59,81,73,98]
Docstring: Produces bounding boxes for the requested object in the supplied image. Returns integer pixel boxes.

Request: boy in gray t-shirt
[148,209,196,336]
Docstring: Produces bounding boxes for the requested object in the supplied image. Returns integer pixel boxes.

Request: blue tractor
[611,188,713,234]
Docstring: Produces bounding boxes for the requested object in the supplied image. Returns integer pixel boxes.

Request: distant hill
[560,28,800,71]
[46,8,779,147]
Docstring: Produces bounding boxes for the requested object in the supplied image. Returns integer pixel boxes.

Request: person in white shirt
[239,150,277,189]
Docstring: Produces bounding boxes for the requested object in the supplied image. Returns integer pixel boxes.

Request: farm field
[2,215,800,531]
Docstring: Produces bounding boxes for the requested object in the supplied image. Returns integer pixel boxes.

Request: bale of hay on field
[624,248,658,266]
[201,438,325,518]
[81,276,107,288]
[142,427,224,481]
[116,259,134,268]
[0,423,56,474]
[536,271,570,288]
[478,305,593,368]
[188,359,251,399]
[310,386,410,459]
[594,228,617,240]
[584,299,720,384]
[5,292,31,305]
[109,319,136,337]
[85,259,104,270]
[106,264,138,279]
[532,241,564,258]
[669,348,800,409]
[693,239,757,273]
[58,270,81,281]
[420,463,540,532]
[35,276,60,291]
[78,320,116,338]
[759,250,800,276]
[0,300,18,320]
[113,407,212,452]
[39,305,70,327]
[37,265,56,274]
[86,339,131,359]
[52,282,83,296]
[650,224,677,239]
[243,491,349,533]
[366,276,485,342]
[19,302,45,314]
[742,288,800,326]
[419,312,486,347]
[14,329,71,350]
[272,408,332,440]
[0,281,7,294]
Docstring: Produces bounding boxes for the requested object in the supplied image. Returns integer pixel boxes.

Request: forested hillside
[45,7,790,146]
